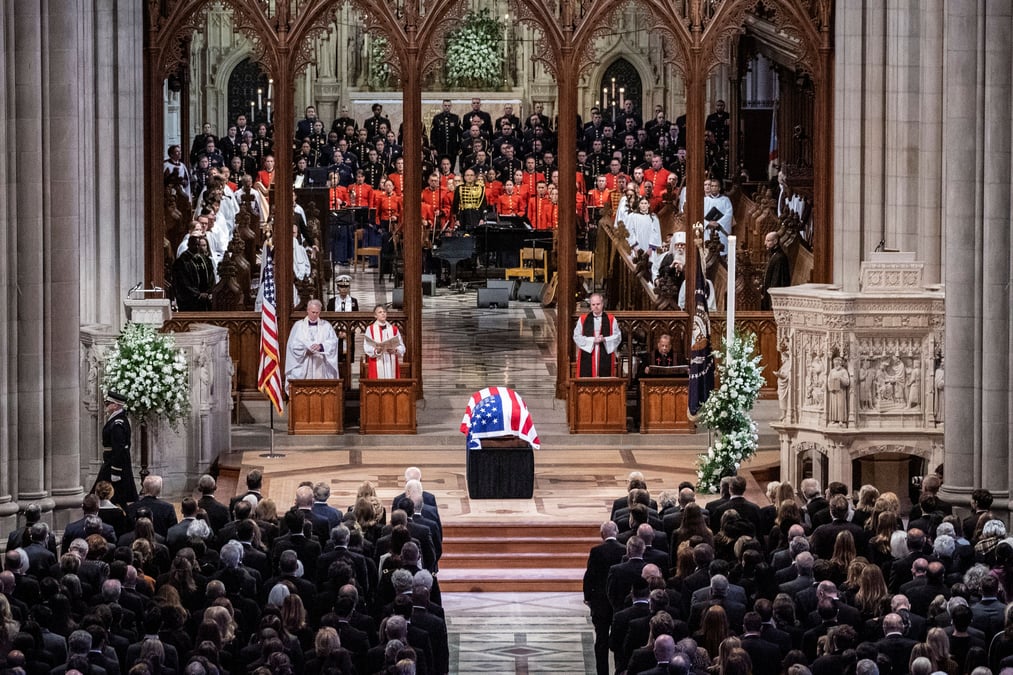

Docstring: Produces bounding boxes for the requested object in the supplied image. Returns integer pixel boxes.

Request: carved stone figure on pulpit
[805,352,825,407]
[827,357,850,425]
[933,357,944,422]
[906,361,921,408]
[775,345,791,420]
[858,358,875,410]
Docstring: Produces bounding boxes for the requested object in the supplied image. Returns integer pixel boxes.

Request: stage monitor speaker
[477,287,511,309]
[391,287,404,309]
[485,279,517,300]
[517,281,544,302]
[421,274,436,296]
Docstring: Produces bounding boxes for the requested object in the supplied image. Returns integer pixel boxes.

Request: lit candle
[726,235,737,352]
[611,77,616,100]
[257,88,263,110]
[250,100,255,121]
[266,101,272,125]
[619,87,625,108]
[595,100,600,108]
[267,78,273,100]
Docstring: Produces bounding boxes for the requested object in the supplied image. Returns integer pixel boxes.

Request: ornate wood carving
[640,378,694,433]
[360,378,417,434]
[288,379,344,434]
[568,377,627,433]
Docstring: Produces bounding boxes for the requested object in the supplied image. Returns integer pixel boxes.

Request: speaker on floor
[421,274,436,296]
[517,281,544,302]
[485,279,518,300]
[477,287,511,309]
[391,287,404,309]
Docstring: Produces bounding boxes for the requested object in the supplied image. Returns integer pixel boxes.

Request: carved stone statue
[805,352,825,408]
[198,343,213,410]
[906,362,921,409]
[775,346,791,420]
[858,358,874,410]
[933,358,944,422]
[827,357,850,424]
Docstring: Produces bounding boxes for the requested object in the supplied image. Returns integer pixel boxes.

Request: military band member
[430,99,461,168]
[452,168,486,229]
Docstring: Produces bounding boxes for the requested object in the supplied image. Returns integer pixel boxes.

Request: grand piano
[468,214,553,268]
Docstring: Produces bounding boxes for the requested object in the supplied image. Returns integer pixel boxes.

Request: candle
[726,235,737,351]
[611,77,616,100]
[266,101,272,125]
[249,100,255,121]
[257,88,263,110]
[267,78,273,100]
[619,87,625,108]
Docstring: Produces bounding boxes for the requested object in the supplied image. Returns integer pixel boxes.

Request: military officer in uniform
[430,99,461,169]
[94,391,138,507]
[452,168,486,229]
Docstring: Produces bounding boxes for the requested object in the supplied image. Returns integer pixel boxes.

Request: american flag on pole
[257,244,284,414]
[460,387,540,450]
[688,247,714,416]
[768,104,779,176]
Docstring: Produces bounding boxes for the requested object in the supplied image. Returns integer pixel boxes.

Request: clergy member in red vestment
[572,293,621,377]
[363,305,405,379]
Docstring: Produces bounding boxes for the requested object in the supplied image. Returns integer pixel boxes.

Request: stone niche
[768,253,944,501]
[80,306,233,498]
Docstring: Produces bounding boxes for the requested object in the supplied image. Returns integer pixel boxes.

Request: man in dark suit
[970,574,1006,640]
[264,549,317,603]
[875,613,918,675]
[610,576,651,674]
[889,529,935,592]
[709,475,763,535]
[636,634,681,675]
[234,519,272,581]
[753,598,793,656]
[165,497,199,555]
[799,478,827,530]
[390,466,439,512]
[271,508,322,580]
[377,508,438,573]
[808,481,850,528]
[778,551,815,595]
[963,488,993,543]
[63,494,117,551]
[740,612,782,675]
[125,475,177,537]
[662,486,709,537]
[289,484,332,544]
[583,521,625,675]
[195,474,231,534]
[610,472,658,519]
[21,523,56,576]
[311,481,344,531]
[689,574,746,632]
[906,560,950,617]
[606,536,648,612]
[803,581,862,631]
[317,524,372,596]
[809,494,868,558]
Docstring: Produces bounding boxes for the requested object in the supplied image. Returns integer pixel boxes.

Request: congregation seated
[0,465,446,675]
[584,469,1006,675]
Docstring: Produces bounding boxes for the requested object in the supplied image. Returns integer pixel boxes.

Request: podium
[568,377,627,433]
[287,379,344,435]
[466,439,535,499]
[640,377,694,433]
[359,360,416,434]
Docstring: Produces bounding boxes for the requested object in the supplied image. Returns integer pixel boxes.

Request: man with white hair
[125,475,177,537]
[390,467,438,511]
[284,299,339,392]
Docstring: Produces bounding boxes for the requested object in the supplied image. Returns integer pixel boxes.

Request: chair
[353,228,381,273]
[576,250,594,288]
[504,247,547,282]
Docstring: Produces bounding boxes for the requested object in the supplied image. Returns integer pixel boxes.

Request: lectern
[287,379,343,435]
[640,376,694,433]
[359,361,416,434]
[568,377,627,433]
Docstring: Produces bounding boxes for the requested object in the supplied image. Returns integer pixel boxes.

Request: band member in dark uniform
[93,391,138,507]
[452,168,486,229]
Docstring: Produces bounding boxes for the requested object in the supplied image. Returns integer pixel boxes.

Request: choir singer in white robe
[284,299,340,392]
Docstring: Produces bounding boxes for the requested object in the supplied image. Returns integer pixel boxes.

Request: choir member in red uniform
[347,170,374,209]
[527,181,552,231]
[603,158,628,191]
[643,154,670,191]
[495,180,526,218]
[483,168,503,205]
[519,157,544,195]
[386,156,406,196]
[586,175,612,223]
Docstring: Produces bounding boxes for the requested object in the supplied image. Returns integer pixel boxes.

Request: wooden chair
[504,247,547,282]
[576,250,594,289]
[353,228,381,273]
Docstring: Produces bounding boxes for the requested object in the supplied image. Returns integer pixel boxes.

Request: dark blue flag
[688,252,714,416]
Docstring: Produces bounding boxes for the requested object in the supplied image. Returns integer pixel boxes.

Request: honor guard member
[363,103,391,140]
[327,274,359,364]
[94,391,139,506]
[361,149,387,190]
[452,168,486,229]
[430,100,461,168]
[331,106,358,135]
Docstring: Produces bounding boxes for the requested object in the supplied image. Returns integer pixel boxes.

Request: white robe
[624,212,663,253]
[284,317,340,392]
[703,193,734,253]
[293,236,311,281]
[363,321,405,379]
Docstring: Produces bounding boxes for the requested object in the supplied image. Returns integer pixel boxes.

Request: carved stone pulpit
[769,253,944,502]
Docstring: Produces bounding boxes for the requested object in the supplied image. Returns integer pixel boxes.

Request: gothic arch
[583,51,656,118]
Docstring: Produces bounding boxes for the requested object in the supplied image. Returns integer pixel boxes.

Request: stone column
[0,5,15,526]
[940,0,1013,512]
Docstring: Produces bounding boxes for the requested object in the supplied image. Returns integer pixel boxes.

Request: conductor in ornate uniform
[94,391,138,507]
[452,168,486,229]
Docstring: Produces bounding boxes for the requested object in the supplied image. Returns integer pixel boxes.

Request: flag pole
[260,403,285,459]
[726,235,736,354]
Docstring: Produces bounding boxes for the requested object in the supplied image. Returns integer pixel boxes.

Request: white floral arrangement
[697,331,765,493]
[102,323,190,428]
[444,9,504,89]
[368,36,392,89]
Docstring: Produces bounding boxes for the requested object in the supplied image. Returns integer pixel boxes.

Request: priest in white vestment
[703,178,733,254]
[284,299,340,392]
[363,305,405,379]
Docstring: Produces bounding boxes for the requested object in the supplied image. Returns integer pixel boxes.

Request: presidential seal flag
[257,244,284,414]
[688,245,714,416]
[460,387,540,451]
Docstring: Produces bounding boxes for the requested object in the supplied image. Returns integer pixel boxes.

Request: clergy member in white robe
[363,305,405,379]
[624,198,663,255]
[284,299,339,392]
[703,178,733,254]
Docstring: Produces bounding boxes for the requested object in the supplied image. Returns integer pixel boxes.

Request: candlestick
[249,101,255,122]
[611,77,616,101]
[619,87,625,108]
[267,78,273,100]
[726,235,737,352]
[266,101,272,125]
[257,88,263,110]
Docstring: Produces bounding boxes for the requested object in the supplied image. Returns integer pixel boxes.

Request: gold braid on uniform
[457,184,484,210]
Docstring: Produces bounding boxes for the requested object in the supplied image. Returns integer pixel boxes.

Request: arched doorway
[227,58,270,128]
[598,58,642,123]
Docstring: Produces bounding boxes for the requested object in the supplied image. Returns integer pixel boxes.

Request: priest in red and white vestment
[363,305,405,379]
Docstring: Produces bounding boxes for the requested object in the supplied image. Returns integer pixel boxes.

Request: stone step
[437,567,585,593]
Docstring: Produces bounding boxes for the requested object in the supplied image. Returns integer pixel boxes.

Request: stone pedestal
[80,322,232,498]
[769,254,944,493]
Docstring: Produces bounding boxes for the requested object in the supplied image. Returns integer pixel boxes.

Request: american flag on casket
[460,386,540,451]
